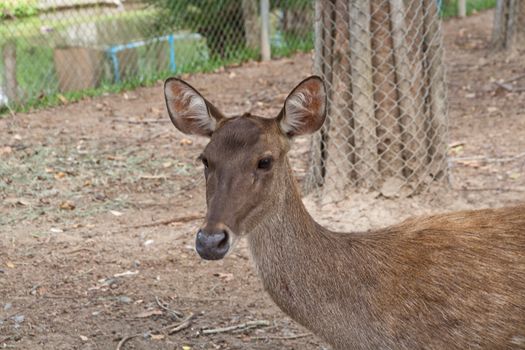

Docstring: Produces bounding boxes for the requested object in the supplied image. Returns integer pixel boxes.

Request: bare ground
[1,10,524,350]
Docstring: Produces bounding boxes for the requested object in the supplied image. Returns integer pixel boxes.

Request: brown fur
[164,77,525,350]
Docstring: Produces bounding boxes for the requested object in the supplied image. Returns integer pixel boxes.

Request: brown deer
[163,76,525,350]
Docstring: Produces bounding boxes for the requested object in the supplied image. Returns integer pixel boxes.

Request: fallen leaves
[59,201,75,210]
[0,146,12,156]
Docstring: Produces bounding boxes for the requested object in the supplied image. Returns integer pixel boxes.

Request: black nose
[195,229,230,260]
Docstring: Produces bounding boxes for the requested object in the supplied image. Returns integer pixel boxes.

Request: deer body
[248,159,525,349]
[163,76,525,349]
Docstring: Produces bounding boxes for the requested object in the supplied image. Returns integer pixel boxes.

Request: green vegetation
[145,0,248,59]
[441,0,497,18]
[0,0,38,20]
[0,1,313,115]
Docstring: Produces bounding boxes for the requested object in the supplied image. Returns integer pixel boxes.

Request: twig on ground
[451,151,525,164]
[165,313,194,334]
[503,73,525,84]
[116,312,194,350]
[494,81,525,92]
[0,336,12,343]
[202,320,271,335]
[112,118,169,124]
[454,187,525,192]
[155,296,183,320]
[128,214,203,229]
[115,334,141,350]
[251,332,312,341]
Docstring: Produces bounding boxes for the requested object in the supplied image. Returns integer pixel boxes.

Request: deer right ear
[278,76,327,137]
[164,78,223,137]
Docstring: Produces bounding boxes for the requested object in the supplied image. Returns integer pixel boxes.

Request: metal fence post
[458,0,467,17]
[260,0,271,61]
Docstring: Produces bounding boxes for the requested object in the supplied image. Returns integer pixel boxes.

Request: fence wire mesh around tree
[0,0,314,109]
[306,0,448,197]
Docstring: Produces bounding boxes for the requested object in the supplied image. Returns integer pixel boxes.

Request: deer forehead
[205,115,286,160]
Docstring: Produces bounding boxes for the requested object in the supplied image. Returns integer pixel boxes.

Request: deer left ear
[164,78,224,137]
[278,76,327,137]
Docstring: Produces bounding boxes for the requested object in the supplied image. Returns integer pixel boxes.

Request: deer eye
[257,157,273,170]
[201,157,209,169]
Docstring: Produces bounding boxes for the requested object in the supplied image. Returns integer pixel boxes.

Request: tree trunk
[242,0,260,51]
[370,0,403,180]
[348,0,379,187]
[2,41,19,106]
[309,0,448,196]
[492,0,525,51]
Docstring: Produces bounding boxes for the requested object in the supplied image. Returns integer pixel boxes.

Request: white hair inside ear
[282,90,312,134]
[280,76,326,137]
[164,78,223,136]
[165,83,215,130]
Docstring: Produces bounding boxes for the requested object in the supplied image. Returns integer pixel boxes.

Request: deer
[163,76,525,350]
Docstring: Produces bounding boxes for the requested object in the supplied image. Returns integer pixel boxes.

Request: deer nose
[195,228,230,260]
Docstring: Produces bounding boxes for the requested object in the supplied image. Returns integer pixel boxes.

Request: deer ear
[164,78,223,137]
[278,76,327,137]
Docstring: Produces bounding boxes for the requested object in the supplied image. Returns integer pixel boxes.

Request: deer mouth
[195,227,231,260]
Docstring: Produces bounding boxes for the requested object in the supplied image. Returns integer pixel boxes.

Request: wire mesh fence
[305,0,448,197]
[2,0,499,197]
[0,0,314,110]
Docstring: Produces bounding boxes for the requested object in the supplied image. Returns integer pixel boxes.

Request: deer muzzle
[195,226,231,260]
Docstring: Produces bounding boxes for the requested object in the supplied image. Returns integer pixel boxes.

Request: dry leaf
[182,346,191,350]
[380,177,405,198]
[106,155,125,161]
[6,262,15,268]
[151,334,165,341]
[0,146,12,156]
[4,198,30,206]
[214,272,234,281]
[59,201,75,210]
[58,94,68,104]
[162,161,173,168]
[54,172,66,179]
[110,210,123,216]
[180,138,193,146]
[79,335,88,342]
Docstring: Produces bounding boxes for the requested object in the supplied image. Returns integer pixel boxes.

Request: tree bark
[423,0,448,181]
[242,0,260,51]
[309,0,448,195]
[370,0,403,180]
[2,41,19,105]
[492,0,525,51]
[348,0,379,187]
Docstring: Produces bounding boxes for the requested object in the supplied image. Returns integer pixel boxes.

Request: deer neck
[247,161,320,258]
[246,161,361,299]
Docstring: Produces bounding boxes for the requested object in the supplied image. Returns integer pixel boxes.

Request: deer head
[164,76,326,260]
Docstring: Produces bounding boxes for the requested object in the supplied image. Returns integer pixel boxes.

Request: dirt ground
[1,10,524,350]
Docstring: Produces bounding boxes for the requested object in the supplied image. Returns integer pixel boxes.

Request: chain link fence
[305,0,448,198]
[2,0,499,197]
[0,0,314,110]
